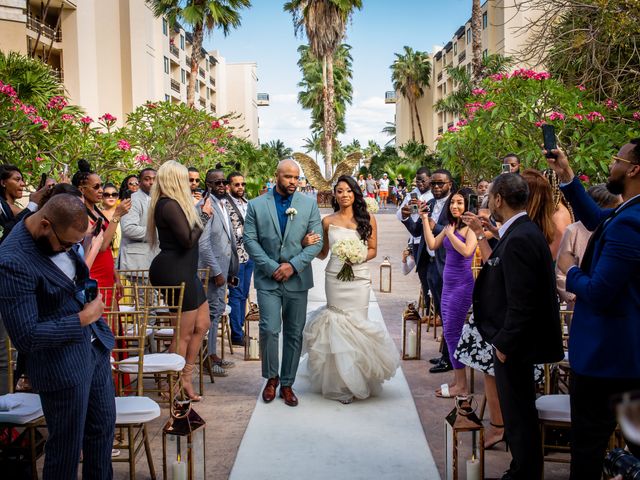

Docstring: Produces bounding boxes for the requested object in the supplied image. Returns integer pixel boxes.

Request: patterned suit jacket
[0,222,114,392]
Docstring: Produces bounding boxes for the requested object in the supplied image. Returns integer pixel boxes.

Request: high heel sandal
[484,422,509,451]
[181,363,202,402]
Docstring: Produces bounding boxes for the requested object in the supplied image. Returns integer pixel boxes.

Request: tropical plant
[147,0,251,107]
[471,0,483,80]
[284,0,363,178]
[0,51,64,109]
[390,46,431,143]
[262,139,293,160]
[436,69,640,182]
[381,121,396,146]
[344,138,361,154]
[302,132,323,161]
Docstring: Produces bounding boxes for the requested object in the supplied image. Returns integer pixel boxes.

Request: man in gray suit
[199,168,239,376]
[119,168,159,271]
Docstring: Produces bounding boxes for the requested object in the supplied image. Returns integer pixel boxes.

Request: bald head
[275,159,300,196]
[40,194,88,232]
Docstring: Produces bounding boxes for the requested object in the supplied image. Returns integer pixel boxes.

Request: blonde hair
[147,161,202,244]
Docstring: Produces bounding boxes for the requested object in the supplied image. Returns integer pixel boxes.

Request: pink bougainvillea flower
[535,120,546,127]
[46,96,67,110]
[217,147,227,154]
[145,102,157,109]
[489,73,506,81]
[61,113,74,121]
[456,118,469,127]
[482,101,496,110]
[117,139,131,151]
[80,116,93,124]
[99,113,117,123]
[633,112,640,121]
[447,126,459,133]
[577,85,586,91]
[604,99,618,110]
[574,114,584,121]
[211,120,221,129]
[472,88,487,96]
[35,156,43,163]
[586,111,605,122]
[136,154,152,164]
[209,138,219,145]
[533,72,551,80]
[465,101,483,115]
[30,116,49,129]
[0,81,18,97]
[549,111,565,121]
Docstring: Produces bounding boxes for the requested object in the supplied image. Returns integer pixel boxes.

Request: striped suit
[0,222,116,479]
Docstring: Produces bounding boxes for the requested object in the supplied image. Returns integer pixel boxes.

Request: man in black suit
[401,169,453,373]
[473,174,564,480]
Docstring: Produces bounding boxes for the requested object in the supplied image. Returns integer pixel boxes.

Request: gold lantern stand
[444,396,485,480]
[379,256,392,293]
[401,302,422,360]
[162,398,206,480]
[243,301,260,361]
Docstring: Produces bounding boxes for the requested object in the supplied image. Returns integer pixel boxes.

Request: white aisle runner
[229,258,440,480]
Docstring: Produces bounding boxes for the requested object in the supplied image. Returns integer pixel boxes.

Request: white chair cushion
[117,353,186,373]
[155,328,175,337]
[536,394,571,422]
[119,305,136,312]
[115,396,161,424]
[126,326,153,337]
[0,393,43,424]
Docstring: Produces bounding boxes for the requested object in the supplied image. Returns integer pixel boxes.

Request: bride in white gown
[301,175,399,404]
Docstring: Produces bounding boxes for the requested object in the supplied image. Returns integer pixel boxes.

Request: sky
[205,0,476,154]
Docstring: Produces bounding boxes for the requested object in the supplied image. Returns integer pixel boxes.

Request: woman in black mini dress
[148,161,208,401]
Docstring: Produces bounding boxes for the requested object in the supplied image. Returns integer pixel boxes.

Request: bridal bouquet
[365,197,379,214]
[331,238,368,281]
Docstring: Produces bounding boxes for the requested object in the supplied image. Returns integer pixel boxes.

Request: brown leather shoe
[262,377,279,403]
[279,386,298,407]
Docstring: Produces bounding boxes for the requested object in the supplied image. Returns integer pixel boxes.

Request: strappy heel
[485,422,508,451]
[181,364,202,402]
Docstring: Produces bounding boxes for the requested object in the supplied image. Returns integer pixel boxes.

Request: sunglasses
[189,178,200,183]
[128,181,139,186]
[208,180,228,186]
[44,217,76,250]
[431,181,450,187]
[84,183,102,190]
[232,182,247,187]
[103,192,118,199]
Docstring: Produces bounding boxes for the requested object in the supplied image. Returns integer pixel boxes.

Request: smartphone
[229,276,240,288]
[468,194,479,215]
[92,218,103,236]
[122,189,132,200]
[411,203,420,214]
[38,173,47,190]
[410,192,419,201]
[542,124,557,158]
[84,279,98,303]
[501,163,511,174]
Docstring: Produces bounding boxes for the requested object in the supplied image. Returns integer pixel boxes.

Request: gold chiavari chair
[196,268,215,392]
[107,306,159,480]
[218,301,234,359]
[115,284,186,405]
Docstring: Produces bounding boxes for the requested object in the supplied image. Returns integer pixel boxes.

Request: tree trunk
[187,23,204,108]
[323,52,336,179]
[414,101,425,144]
[408,97,416,142]
[471,0,483,82]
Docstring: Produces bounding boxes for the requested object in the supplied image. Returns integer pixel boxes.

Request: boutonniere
[286,207,297,221]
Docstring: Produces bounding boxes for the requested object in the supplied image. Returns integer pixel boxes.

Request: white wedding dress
[302,224,400,402]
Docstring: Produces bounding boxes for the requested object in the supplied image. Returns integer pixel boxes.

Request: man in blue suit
[0,194,115,479]
[549,142,640,479]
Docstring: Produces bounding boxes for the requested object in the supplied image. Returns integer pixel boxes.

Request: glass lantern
[444,396,484,480]
[244,302,260,361]
[162,400,206,480]
[402,302,422,360]
[379,256,392,293]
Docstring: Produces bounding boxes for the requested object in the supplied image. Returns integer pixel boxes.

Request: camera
[604,449,640,480]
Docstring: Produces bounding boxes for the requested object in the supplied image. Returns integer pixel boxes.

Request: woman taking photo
[0,165,48,243]
[147,161,209,401]
[119,174,139,200]
[421,188,477,398]
[101,182,122,261]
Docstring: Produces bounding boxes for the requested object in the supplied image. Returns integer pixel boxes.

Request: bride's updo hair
[332,175,372,240]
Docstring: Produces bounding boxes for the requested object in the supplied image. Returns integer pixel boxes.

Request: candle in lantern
[407,329,417,358]
[249,337,259,359]
[466,456,481,480]
[172,455,187,480]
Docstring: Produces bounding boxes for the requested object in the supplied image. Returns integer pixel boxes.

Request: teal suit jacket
[244,190,323,291]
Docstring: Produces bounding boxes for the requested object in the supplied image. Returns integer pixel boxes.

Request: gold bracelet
[111,217,120,224]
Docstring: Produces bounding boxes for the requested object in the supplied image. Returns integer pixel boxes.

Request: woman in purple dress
[422,189,477,398]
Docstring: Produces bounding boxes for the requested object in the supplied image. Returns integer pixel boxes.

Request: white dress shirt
[498,211,527,239]
[397,188,435,244]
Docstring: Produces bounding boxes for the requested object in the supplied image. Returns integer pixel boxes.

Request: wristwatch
[477,234,486,241]
[111,217,121,224]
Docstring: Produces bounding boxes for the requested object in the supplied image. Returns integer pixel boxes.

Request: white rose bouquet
[365,197,379,214]
[331,238,368,281]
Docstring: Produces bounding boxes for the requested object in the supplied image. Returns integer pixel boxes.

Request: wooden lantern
[402,303,421,360]
[379,256,392,293]
[444,396,485,480]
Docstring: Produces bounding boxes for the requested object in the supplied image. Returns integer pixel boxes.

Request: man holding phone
[0,194,115,479]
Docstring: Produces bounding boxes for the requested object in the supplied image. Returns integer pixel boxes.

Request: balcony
[186,55,192,66]
[170,44,179,58]
[437,72,443,82]
[384,91,396,104]
[209,76,216,86]
[438,127,444,134]
[458,51,466,63]
[210,104,216,113]
[199,67,205,78]
[170,78,180,93]
[199,98,206,107]
[257,93,270,106]
[26,13,62,42]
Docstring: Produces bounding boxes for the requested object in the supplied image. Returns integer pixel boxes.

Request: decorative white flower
[331,238,368,281]
[285,207,298,220]
[365,197,379,213]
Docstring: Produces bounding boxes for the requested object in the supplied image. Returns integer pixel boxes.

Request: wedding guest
[476,179,489,197]
[543,169,574,259]
[378,173,390,209]
[0,164,47,244]
[555,185,621,310]
[502,153,521,174]
[225,172,254,347]
[357,174,366,193]
[549,144,640,479]
[474,173,563,479]
[118,174,139,200]
[365,173,377,199]
[421,188,477,397]
[101,182,121,261]
[0,194,115,479]
[188,167,202,203]
[148,161,209,401]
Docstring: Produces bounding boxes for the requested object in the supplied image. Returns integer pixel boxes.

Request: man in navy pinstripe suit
[0,194,116,479]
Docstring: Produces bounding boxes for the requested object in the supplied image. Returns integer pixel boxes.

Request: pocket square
[487,257,501,266]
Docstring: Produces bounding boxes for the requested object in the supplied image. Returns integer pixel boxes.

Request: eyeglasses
[44,217,76,250]
[612,155,638,165]
[431,181,450,187]
[208,180,228,186]
[103,193,118,199]
[232,182,247,187]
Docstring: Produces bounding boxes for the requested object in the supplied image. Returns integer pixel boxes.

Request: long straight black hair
[332,175,372,240]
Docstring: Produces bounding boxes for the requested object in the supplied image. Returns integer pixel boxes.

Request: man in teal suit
[244,160,323,406]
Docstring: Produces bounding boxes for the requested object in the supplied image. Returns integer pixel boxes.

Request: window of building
[195,82,199,93]
[206,88,210,99]
[483,12,488,29]
[453,42,457,55]
[180,34,185,50]
[163,56,169,74]
[483,49,488,59]
[162,18,168,36]
[181,69,186,84]
[467,28,471,44]
[165,94,170,102]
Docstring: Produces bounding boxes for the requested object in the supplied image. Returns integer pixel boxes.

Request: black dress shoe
[429,359,453,373]
[231,338,246,347]
[429,356,442,365]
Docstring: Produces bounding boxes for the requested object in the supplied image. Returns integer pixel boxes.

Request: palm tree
[284,0,363,179]
[0,51,63,109]
[390,46,431,144]
[344,138,361,154]
[471,0,483,81]
[264,139,293,160]
[302,132,323,162]
[381,121,396,146]
[148,0,251,107]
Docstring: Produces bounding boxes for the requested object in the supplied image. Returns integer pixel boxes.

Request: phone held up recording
[542,124,558,158]
[84,279,98,304]
[468,194,479,215]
